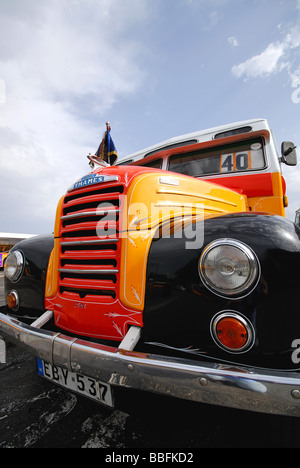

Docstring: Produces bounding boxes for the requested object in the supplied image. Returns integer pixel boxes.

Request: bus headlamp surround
[4,250,24,282]
[199,239,260,298]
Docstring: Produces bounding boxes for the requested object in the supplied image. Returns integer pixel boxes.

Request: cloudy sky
[0,0,299,234]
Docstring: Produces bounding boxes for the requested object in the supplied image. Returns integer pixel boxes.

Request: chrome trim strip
[1,311,300,417]
[58,268,119,274]
[60,239,119,246]
[61,209,121,220]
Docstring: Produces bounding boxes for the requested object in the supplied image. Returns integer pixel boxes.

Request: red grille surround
[47,169,144,341]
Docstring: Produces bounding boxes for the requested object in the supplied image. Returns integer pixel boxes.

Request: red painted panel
[206,173,274,197]
[46,166,147,341]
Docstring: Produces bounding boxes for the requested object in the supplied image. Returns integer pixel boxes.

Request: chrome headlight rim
[199,238,260,299]
[4,250,24,283]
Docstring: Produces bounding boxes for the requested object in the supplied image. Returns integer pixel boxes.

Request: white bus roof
[0,233,37,245]
[0,233,36,239]
[119,118,269,164]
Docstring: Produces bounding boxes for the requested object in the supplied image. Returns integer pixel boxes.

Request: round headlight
[4,250,24,282]
[199,239,260,298]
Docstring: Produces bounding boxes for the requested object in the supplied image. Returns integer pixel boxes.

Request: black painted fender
[143,213,300,370]
[4,234,54,318]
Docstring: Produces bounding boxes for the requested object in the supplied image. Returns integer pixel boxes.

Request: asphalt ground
[1,271,300,449]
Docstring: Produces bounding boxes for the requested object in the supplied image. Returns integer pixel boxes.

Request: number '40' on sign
[220,152,251,172]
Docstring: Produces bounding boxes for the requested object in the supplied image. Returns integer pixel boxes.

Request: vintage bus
[2,118,300,419]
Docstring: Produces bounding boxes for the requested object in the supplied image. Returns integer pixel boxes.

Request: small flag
[95,122,118,166]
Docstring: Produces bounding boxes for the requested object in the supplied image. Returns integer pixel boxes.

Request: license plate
[37,359,113,407]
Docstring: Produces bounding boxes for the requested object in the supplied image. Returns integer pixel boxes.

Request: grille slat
[61,226,118,239]
[60,243,118,254]
[61,208,121,220]
[60,286,116,299]
[64,184,124,204]
[60,258,117,267]
[61,209,120,228]
[60,238,119,246]
[63,192,121,216]
[59,277,117,288]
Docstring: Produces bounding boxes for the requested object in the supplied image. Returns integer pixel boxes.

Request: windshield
[168,138,265,177]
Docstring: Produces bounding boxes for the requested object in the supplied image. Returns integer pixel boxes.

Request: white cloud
[232,26,300,85]
[1,0,147,114]
[0,79,5,104]
[0,0,148,233]
[182,0,230,30]
[228,36,239,47]
[232,41,285,79]
[285,26,300,49]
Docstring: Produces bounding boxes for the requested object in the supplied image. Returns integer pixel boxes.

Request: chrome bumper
[1,311,300,417]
